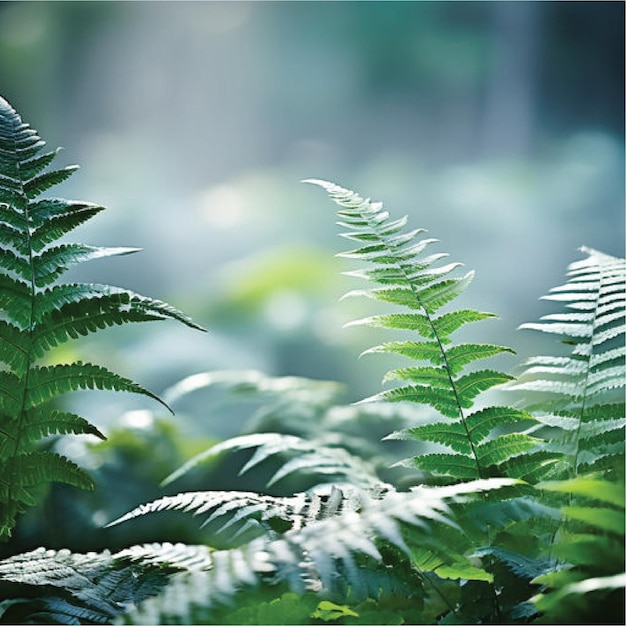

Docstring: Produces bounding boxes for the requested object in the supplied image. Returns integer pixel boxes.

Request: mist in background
[0,1,623,428]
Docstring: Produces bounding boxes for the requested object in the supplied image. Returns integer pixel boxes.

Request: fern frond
[162,431,382,490]
[0,545,176,624]
[0,407,104,457]
[0,95,203,536]
[106,485,372,548]
[110,479,517,620]
[510,247,626,479]
[1,480,521,623]
[24,362,170,412]
[0,451,94,536]
[164,368,343,405]
[32,243,140,287]
[27,200,106,252]
[307,179,543,483]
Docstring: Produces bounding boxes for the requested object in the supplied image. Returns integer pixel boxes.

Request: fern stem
[8,116,36,465]
[569,283,602,483]
[415,565,461,618]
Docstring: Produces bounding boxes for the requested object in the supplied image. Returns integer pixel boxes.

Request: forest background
[0,0,623,555]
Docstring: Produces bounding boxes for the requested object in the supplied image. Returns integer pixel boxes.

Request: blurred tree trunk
[482,2,543,157]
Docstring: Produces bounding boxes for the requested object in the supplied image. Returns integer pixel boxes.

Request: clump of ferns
[1,95,620,626]
[100,180,564,622]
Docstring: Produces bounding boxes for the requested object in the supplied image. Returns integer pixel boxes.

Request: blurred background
[0,1,624,551]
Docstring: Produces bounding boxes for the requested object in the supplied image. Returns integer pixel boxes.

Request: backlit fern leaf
[306,179,548,483]
[0,95,203,537]
[101,480,516,623]
[510,247,626,478]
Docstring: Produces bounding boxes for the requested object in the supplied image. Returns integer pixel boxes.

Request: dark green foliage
[530,477,625,623]
[0,96,203,538]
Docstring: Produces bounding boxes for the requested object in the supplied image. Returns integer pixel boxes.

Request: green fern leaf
[0,320,29,375]
[0,451,94,532]
[0,274,31,326]
[474,433,538,467]
[455,370,514,405]
[22,407,105,445]
[399,452,478,479]
[33,243,140,287]
[31,288,203,355]
[465,406,536,442]
[387,421,472,454]
[372,383,460,417]
[28,200,106,251]
[24,165,78,198]
[24,362,170,411]
[0,544,175,624]
[510,247,625,478]
[4,451,94,493]
[0,370,23,417]
[347,309,496,339]
[444,343,515,376]
[0,407,104,457]
[363,339,445,363]
[308,179,538,483]
[17,147,60,179]
[0,95,203,536]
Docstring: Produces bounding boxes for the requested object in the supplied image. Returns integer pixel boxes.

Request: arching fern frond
[163,369,400,473]
[103,479,518,623]
[162,431,384,490]
[510,247,626,479]
[106,485,373,547]
[305,179,549,484]
[0,95,204,537]
[0,478,531,624]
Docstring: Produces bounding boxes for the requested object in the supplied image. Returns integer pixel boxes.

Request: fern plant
[0,479,518,624]
[0,95,203,538]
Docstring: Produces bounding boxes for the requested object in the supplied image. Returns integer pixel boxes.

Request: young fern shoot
[306,179,546,483]
[0,95,204,538]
